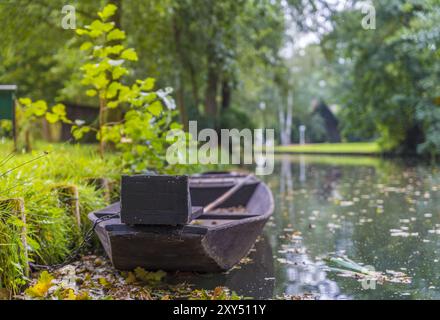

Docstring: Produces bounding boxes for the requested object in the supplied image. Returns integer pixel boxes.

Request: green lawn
[275,142,382,155]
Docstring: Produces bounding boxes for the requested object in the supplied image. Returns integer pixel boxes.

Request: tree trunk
[278,91,293,146]
[221,78,231,110]
[25,128,32,153]
[204,58,219,126]
[99,97,106,158]
[172,15,189,130]
[109,0,122,29]
[106,0,123,125]
[176,76,188,131]
[42,118,52,142]
[189,65,200,112]
[285,92,293,144]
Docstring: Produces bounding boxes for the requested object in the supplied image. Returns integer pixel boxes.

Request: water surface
[176,155,440,300]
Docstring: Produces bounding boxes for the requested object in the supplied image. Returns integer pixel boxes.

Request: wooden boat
[88,172,274,272]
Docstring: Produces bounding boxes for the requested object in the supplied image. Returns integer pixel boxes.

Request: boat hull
[92,216,269,272]
[89,174,274,272]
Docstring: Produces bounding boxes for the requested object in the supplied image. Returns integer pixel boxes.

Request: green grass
[275,142,382,155]
[0,139,215,294]
[0,140,119,293]
[275,154,383,167]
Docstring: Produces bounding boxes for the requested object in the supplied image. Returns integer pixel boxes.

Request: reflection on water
[180,155,440,299]
[267,155,440,300]
[281,235,348,300]
[169,235,275,299]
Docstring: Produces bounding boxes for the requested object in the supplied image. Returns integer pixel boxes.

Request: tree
[322,0,440,156]
[0,0,308,138]
[73,4,181,173]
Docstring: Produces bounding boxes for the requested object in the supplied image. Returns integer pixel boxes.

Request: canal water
[173,155,440,299]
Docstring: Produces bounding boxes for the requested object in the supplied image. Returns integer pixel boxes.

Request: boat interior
[92,173,272,230]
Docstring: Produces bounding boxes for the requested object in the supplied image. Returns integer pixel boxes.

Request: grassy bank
[0,140,119,295]
[275,142,382,155]
[275,154,383,167]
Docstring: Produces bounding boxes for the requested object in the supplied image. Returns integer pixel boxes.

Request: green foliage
[275,142,382,154]
[73,4,182,173]
[0,0,291,134]
[323,0,440,156]
[219,107,255,131]
[0,201,28,294]
[0,140,115,292]
[0,120,12,138]
[16,98,70,152]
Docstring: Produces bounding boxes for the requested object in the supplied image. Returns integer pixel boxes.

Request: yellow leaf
[99,277,111,288]
[25,271,54,298]
[134,267,166,283]
[75,292,90,300]
[63,289,77,300]
[124,272,137,284]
